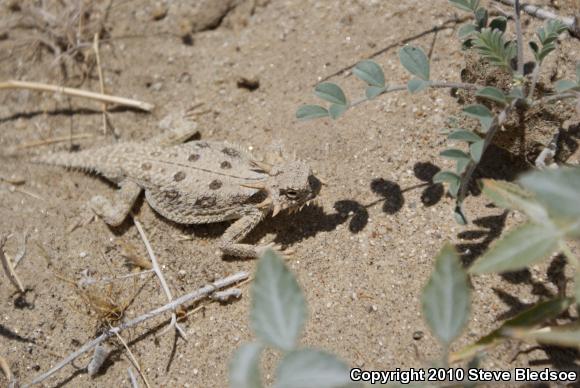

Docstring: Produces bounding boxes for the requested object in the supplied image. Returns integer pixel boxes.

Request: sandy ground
[1,0,580,387]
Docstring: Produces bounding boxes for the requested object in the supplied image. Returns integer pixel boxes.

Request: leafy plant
[229,249,358,388]
[296,0,579,224]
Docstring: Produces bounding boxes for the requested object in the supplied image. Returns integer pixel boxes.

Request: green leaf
[314,83,347,105]
[434,171,461,197]
[353,60,385,87]
[451,297,573,363]
[440,148,470,160]
[473,28,515,72]
[456,157,470,174]
[538,19,567,45]
[458,24,478,40]
[274,349,354,388]
[296,105,329,120]
[365,86,385,99]
[489,17,507,32]
[508,86,524,100]
[422,243,470,345]
[529,41,539,59]
[519,167,580,225]
[469,139,485,162]
[328,103,348,119]
[448,0,480,12]
[481,179,550,224]
[554,79,578,93]
[229,342,263,388]
[474,7,488,29]
[407,78,430,93]
[251,249,307,351]
[399,45,430,81]
[447,130,482,143]
[469,223,561,274]
[463,104,494,132]
[475,86,507,105]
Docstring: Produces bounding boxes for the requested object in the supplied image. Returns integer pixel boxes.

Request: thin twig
[13,133,96,150]
[493,0,578,37]
[93,33,109,135]
[13,229,28,267]
[0,356,14,384]
[112,330,151,388]
[0,80,154,111]
[514,0,524,75]
[133,218,187,339]
[78,269,155,287]
[23,271,249,387]
[0,235,25,293]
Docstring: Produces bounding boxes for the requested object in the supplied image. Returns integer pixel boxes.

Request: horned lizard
[33,127,321,258]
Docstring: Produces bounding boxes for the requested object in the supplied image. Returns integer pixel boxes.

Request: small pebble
[413,330,424,340]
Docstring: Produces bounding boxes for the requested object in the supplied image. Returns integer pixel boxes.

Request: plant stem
[456,101,516,210]
[528,62,541,99]
[350,81,481,108]
[514,0,525,75]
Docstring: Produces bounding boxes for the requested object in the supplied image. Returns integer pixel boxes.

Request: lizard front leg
[90,180,142,226]
[219,207,278,259]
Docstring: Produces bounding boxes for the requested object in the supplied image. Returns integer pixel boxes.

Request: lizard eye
[284,189,298,199]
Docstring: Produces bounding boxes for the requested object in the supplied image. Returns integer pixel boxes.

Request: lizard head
[248,160,321,217]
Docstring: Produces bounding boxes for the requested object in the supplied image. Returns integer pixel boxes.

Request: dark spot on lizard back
[141,162,152,171]
[188,153,200,162]
[174,171,186,181]
[220,161,232,169]
[164,189,180,200]
[221,147,240,158]
[150,151,161,157]
[209,179,222,190]
[196,196,216,207]
[196,141,210,148]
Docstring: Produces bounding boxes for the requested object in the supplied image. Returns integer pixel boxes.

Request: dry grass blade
[112,330,151,388]
[133,218,186,339]
[0,235,25,293]
[0,80,154,111]
[13,133,96,150]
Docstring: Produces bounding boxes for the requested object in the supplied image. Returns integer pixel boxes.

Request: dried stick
[112,330,151,388]
[13,133,96,150]
[0,80,154,111]
[24,271,249,387]
[492,0,578,36]
[0,235,25,293]
[13,229,28,267]
[93,33,109,134]
[133,218,187,339]
[0,356,14,383]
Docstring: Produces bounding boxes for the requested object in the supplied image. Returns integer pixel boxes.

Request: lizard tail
[30,149,101,173]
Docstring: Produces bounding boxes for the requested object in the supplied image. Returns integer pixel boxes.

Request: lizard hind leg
[219,208,284,259]
[89,180,142,227]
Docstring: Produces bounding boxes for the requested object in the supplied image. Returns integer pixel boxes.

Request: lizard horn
[256,196,273,209]
[272,203,282,217]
